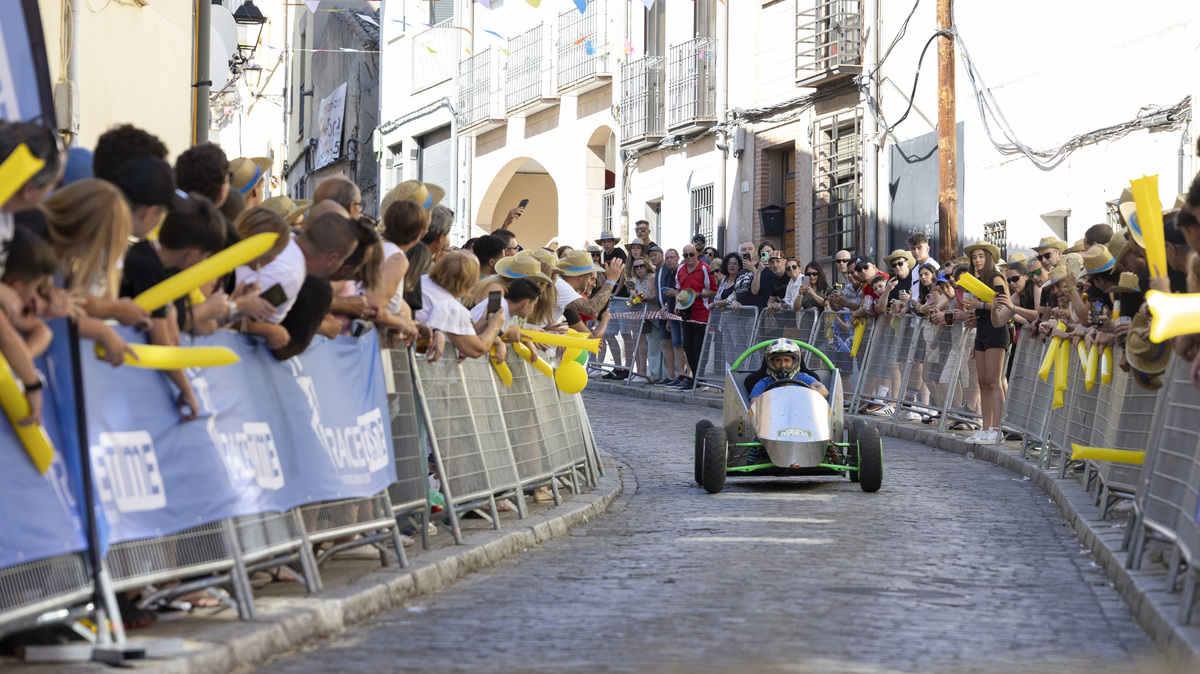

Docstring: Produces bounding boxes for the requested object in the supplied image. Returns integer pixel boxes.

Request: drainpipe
[193,0,212,144]
[617,0,629,238]
[457,0,473,242]
[865,0,882,259]
[64,0,81,141]
[715,0,729,253]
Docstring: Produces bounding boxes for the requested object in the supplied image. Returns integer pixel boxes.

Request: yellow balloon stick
[518,328,600,354]
[0,144,46,208]
[96,343,240,369]
[1101,346,1113,386]
[1070,443,1144,465]
[1053,339,1069,408]
[489,346,512,387]
[512,341,554,378]
[1145,290,1200,343]
[850,319,866,357]
[133,232,280,312]
[1037,337,1058,382]
[955,273,996,303]
[1130,175,1168,280]
[1084,344,1098,391]
[0,354,54,474]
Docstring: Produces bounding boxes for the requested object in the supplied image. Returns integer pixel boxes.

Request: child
[0,227,55,358]
[120,192,227,421]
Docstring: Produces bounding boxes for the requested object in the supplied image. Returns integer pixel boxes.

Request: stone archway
[475,157,560,250]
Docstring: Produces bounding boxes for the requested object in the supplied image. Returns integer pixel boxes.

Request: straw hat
[1032,236,1068,253]
[675,288,697,310]
[883,248,916,268]
[1000,252,1028,270]
[1106,230,1131,264]
[963,241,1001,262]
[229,156,271,195]
[1129,368,1163,391]
[495,255,552,284]
[1041,264,1069,288]
[594,230,620,245]
[261,195,311,221]
[381,180,444,213]
[521,247,559,270]
[626,240,647,254]
[1079,244,1115,276]
[1107,271,1140,295]
[1062,253,1084,277]
[556,250,604,276]
[1125,312,1170,375]
[585,244,602,253]
[1066,238,1088,253]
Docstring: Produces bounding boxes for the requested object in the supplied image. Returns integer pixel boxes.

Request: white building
[378,0,1200,273]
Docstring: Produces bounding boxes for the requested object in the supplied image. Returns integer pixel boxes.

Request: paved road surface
[256,392,1159,673]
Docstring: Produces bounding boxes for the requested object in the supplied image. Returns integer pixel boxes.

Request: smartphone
[834,282,843,292]
[487,290,502,315]
[993,284,1005,296]
[742,253,752,262]
[1089,300,1104,326]
[760,251,770,262]
[517,198,530,209]
[801,276,810,288]
[260,283,288,307]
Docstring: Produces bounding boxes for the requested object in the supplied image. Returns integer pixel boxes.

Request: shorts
[660,319,683,347]
[973,320,1011,352]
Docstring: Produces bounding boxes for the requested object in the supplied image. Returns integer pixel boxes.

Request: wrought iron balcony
[556,0,611,94]
[619,55,664,149]
[667,37,718,133]
[795,0,863,88]
[505,24,559,116]
[412,18,457,93]
[458,49,506,136]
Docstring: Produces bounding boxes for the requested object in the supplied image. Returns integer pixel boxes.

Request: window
[691,184,714,246]
[694,0,716,39]
[983,220,1008,260]
[645,0,665,57]
[430,0,454,26]
[779,148,796,256]
[384,143,404,194]
[812,109,862,263]
[647,199,662,244]
[297,27,307,138]
[601,190,615,234]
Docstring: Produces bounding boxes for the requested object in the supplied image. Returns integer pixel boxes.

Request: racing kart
[693,339,882,494]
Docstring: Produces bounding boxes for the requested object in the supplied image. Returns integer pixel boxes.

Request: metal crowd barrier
[383,348,436,549]
[591,298,649,383]
[0,553,93,638]
[1127,356,1200,624]
[1089,361,1162,518]
[1001,328,1057,456]
[692,305,761,392]
[850,315,914,414]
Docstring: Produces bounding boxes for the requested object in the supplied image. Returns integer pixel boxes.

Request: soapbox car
[693,339,882,494]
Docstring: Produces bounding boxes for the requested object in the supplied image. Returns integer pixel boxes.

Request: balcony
[457,49,506,136]
[795,0,863,88]
[619,55,664,149]
[667,37,717,134]
[412,18,458,93]
[505,24,559,116]
[556,0,612,94]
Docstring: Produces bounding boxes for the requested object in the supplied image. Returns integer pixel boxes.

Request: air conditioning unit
[409,148,421,161]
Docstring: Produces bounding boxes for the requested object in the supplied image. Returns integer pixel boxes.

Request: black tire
[846,419,864,483]
[855,423,883,493]
[701,425,728,494]
[694,420,713,485]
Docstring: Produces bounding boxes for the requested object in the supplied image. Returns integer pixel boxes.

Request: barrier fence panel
[743,308,818,372]
[895,320,971,429]
[557,389,596,487]
[1058,353,1102,478]
[0,553,93,638]
[851,315,917,415]
[1091,359,1163,518]
[524,356,587,498]
[383,349,430,519]
[592,298,648,383]
[1040,350,1078,472]
[1001,329,1052,454]
[497,349,560,487]
[458,355,526,516]
[1129,357,1200,624]
[693,305,759,392]
[297,490,408,567]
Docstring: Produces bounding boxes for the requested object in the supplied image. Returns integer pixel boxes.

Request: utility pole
[936,0,957,261]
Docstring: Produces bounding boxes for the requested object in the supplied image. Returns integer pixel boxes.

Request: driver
[749,339,829,401]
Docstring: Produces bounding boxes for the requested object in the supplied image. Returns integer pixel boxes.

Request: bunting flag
[483,29,504,39]
[638,0,654,9]
[623,37,634,55]
[305,0,319,13]
[475,0,491,7]
[454,26,472,35]
[584,39,595,55]
[392,19,410,27]
[357,13,379,26]
[574,0,586,13]
[426,46,437,53]
[573,34,591,45]
[525,0,541,6]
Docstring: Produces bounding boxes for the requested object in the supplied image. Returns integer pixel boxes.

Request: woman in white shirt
[417,251,504,359]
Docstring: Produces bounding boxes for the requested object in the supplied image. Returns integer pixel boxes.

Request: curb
[586,379,723,408]
[27,461,622,674]
[585,386,1200,665]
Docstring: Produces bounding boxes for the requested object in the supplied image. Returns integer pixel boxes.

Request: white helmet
[765,339,803,380]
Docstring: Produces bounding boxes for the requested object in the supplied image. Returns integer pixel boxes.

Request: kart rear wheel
[847,419,864,483]
[855,423,883,493]
[701,425,728,494]
[694,420,714,485]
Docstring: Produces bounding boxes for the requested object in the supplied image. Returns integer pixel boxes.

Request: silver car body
[722,365,844,468]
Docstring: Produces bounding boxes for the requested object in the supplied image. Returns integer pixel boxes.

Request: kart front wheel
[855,423,883,493]
[694,420,713,485]
[847,419,864,483]
[701,425,728,494]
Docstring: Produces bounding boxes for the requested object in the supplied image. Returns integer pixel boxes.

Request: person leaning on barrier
[328,217,385,337]
[312,176,362,220]
[711,252,754,312]
[417,250,505,361]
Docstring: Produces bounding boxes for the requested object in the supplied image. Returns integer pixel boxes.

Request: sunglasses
[1007,276,1021,283]
[1027,271,1043,278]
[806,271,820,277]
[855,266,869,272]
[835,258,851,264]
[890,261,907,268]
[633,264,646,269]
[786,265,799,271]
[1037,252,1055,261]
[683,252,696,258]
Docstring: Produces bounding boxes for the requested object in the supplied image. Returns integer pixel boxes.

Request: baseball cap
[648,244,664,254]
[853,255,874,268]
[111,156,178,207]
[691,233,706,244]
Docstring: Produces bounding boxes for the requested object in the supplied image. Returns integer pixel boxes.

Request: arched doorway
[475,157,560,250]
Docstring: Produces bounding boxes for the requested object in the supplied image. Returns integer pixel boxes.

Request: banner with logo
[81,327,395,546]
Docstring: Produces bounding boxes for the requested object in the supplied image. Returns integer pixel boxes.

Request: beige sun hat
[1107,271,1140,295]
[963,241,1001,262]
[495,255,552,284]
[381,180,445,213]
[883,248,916,269]
[1126,312,1171,375]
[594,230,620,246]
[1079,244,1116,277]
[229,156,272,195]
[1032,236,1068,253]
[1066,238,1088,253]
[556,249,604,276]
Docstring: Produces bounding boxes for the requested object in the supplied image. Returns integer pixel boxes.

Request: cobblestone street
[256,392,1161,673]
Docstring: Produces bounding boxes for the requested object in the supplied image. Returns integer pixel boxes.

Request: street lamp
[231,1,268,77]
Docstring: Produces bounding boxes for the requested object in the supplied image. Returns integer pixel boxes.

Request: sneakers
[964,429,998,445]
[866,403,894,417]
[673,377,695,388]
[899,411,921,422]
[658,377,679,387]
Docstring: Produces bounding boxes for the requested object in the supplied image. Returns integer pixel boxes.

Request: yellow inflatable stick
[1038,337,1058,382]
[189,288,207,305]
[554,360,588,394]
[0,144,46,207]
[518,329,600,354]
[955,273,996,303]
[1084,344,1098,391]
[1130,175,1167,280]
[850,319,866,357]
[1053,338,1069,408]
[133,232,280,312]
[512,341,554,379]
[1145,290,1200,343]
[0,355,53,474]
[96,343,240,369]
[1070,443,1144,465]
[1101,346,1113,386]
[489,346,512,387]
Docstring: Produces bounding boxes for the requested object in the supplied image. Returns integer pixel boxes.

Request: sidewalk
[0,460,622,674]
[586,380,1200,664]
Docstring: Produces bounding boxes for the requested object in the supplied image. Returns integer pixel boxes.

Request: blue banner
[80,328,395,546]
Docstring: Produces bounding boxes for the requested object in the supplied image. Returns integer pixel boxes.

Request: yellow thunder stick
[512,341,554,379]
[1084,344,1098,391]
[1070,443,1144,465]
[1130,175,1168,280]
[1101,346,1113,386]
[955,273,996,303]
[133,232,280,312]
[96,343,240,369]
[0,354,54,474]
[489,346,513,387]
[850,319,866,357]
[517,329,600,353]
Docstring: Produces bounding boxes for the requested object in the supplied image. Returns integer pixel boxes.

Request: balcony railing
[505,24,559,115]
[667,37,717,132]
[795,0,863,87]
[619,55,664,148]
[413,18,457,92]
[457,49,506,135]
[557,0,611,93]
